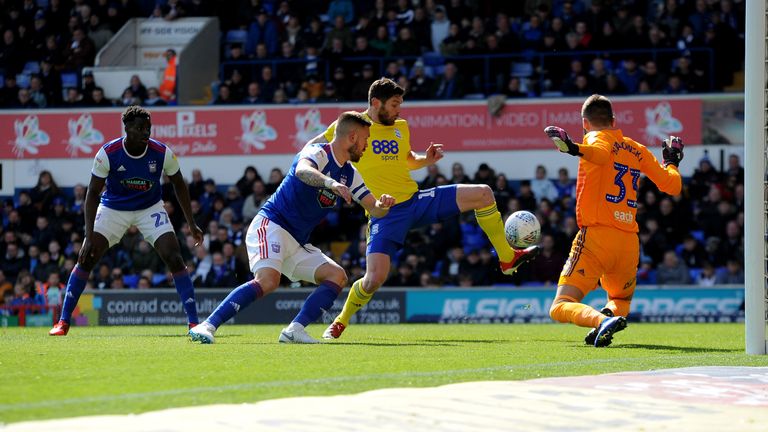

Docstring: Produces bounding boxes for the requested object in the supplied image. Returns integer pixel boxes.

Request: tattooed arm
[295,158,352,203]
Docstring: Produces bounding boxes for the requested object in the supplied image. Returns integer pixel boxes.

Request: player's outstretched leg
[459,185,539,275]
[280,267,344,344]
[189,279,265,344]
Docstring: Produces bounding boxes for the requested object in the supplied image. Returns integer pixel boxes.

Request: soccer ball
[504,210,541,248]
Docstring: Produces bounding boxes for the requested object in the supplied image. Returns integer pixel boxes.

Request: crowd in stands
[0,153,746,313]
[0,1,746,108]
[214,0,745,104]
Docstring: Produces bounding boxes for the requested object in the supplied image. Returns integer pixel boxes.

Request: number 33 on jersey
[575,129,681,233]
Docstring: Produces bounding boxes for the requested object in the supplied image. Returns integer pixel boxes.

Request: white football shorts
[93,201,175,248]
[245,214,334,283]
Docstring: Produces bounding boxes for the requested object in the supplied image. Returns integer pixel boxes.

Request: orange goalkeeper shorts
[558,225,639,299]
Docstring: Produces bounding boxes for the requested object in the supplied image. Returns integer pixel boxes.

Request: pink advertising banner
[0,98,702,159]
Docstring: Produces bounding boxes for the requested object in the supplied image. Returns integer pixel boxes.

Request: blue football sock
[207,280,263,328]
[172,269,198,324]
[293,281,342,327]
[59,265,90,323]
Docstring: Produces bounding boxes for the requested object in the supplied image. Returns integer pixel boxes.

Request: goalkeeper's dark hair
[581,94,614,127]
[122,105,151,125]
[336,111,372,137]
[368,77,405,105]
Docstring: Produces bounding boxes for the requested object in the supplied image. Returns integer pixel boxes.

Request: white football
[504,210,541,248]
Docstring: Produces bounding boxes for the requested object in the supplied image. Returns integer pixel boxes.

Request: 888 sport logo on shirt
[371,139,399,160]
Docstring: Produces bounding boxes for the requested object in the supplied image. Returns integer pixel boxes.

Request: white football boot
[279,322,320,344]
[189,321,216,344]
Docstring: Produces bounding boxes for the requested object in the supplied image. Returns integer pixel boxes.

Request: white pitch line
[2,367,767,432]
[0,353,726,412]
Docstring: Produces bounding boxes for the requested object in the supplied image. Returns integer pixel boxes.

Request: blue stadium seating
[688,268,702,282]
[123,274,139,288]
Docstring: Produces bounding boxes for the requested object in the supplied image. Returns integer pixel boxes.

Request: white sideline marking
[0,354,716,411]
[2,367,767,432]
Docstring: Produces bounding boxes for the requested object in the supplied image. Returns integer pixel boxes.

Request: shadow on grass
[415,339,511,344]
[315,341,460,347]
[617,343,740,353]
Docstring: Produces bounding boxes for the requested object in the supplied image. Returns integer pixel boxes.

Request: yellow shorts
[558,225,639,299]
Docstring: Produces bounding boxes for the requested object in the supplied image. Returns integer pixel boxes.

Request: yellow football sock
[475,203,513,262]
[549,296,605,328]
[336,279,373,327]
[605,299,631,317]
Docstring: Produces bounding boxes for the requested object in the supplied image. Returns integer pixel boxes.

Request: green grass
[1,323,766,424]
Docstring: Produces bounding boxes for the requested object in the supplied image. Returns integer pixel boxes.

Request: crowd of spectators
[214,0,745,104]
[0,152,746,313]
[0,1,746,109]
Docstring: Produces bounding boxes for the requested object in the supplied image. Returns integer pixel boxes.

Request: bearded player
[312,78,539,340]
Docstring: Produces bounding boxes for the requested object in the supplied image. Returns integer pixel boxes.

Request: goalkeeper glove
[662,136,684,167]
[544,126,582,156]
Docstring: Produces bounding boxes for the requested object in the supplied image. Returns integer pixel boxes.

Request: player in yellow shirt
[310,78,539,339]
[544,94,684,347]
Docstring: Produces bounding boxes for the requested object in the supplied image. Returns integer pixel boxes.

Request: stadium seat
[152,274,168,286]
[691,230,705,243]
[715,266,728,280]
[123,274,140,288]
[16,73,30,88]
[688,268,702,282]
[22,61,40,75]
[510,62,534,78]
[225,29,248,44]
[422,52,445,67]
[674,244,684,256]
[541,91,564,97]
[60,72,78,89]
[637,269,657,285]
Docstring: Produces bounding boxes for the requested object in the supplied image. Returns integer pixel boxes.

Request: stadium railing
[0,304,60,327]
[219,47,715,96]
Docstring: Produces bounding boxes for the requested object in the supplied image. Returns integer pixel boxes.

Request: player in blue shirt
[189,111,395,344]
[49,106,204,336]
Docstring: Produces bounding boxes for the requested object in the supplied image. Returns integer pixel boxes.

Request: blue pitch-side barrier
[406,287,745,324]
[15,286,741,327]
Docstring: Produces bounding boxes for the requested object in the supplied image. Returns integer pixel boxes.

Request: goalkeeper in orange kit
[544,94,684,347]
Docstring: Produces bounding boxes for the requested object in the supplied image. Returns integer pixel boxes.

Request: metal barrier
[0,304,59,326]
[220,47,715,97]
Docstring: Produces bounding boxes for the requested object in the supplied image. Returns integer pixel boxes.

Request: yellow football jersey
[323,112,417,203]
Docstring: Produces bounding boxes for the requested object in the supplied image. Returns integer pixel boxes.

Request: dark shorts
[367,185,460,257]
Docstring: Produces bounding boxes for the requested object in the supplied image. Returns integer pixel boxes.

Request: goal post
[744,2,767,355]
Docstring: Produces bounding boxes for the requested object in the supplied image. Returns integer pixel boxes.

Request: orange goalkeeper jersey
[574,129,682,233]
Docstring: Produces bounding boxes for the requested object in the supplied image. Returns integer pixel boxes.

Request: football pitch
[1,323,766,425]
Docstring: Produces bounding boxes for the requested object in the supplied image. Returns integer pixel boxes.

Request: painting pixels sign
[0,98,702,159]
